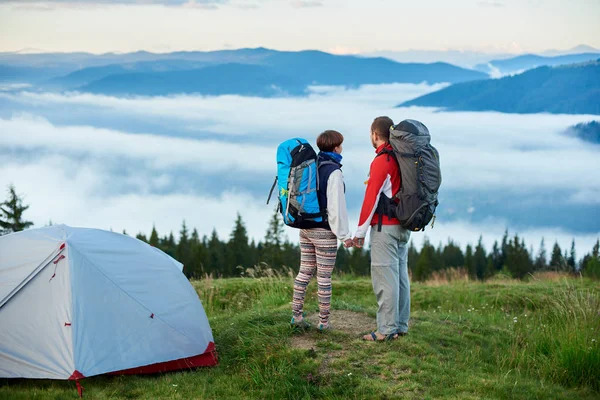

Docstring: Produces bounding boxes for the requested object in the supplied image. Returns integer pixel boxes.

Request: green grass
[1,275,598,399]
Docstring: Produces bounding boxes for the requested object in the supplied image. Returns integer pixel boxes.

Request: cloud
[0,0,227,8]
[327,46,362,55]
[291,0,323,8]
[1,83,599,246]
[0,114,273,174]
[476,0,505,7]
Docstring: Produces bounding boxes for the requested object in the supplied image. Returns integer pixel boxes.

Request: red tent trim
[108,342,217,375]
[69,370,85,380]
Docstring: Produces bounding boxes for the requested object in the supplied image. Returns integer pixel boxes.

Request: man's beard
[371,137,377,149]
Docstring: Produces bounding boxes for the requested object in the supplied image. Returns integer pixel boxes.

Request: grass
[1,273,598,399]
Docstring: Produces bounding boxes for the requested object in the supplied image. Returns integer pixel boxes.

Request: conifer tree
[414,239,435,282]
[534,238,548,271]
[465,244,475,279]
[149,225,159,247]
[567,239,576,272]
[263,209,285,268]
[442,240,464,269]
[407,241,419,272]
[228,213,251,273]
[506,235,534,279]
[0,185,33,235]
[550,242,564,271]
[207,229,226,276]
[474,236,488,280]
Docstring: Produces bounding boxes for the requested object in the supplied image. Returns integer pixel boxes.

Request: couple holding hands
[291,116,411,342]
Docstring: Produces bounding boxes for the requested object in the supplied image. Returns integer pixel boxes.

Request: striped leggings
[292,228,338,324]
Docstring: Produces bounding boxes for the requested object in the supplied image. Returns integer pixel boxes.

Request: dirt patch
[290,335,318,350]
[290,311,376,350]
[305,310,376,336]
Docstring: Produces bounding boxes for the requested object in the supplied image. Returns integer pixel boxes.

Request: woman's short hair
[317,130,344,152]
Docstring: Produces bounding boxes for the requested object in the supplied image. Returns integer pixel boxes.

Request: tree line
[1,185,599,280]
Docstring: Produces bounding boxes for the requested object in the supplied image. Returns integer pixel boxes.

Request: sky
[1,0,599,54]
[1,83,599,254]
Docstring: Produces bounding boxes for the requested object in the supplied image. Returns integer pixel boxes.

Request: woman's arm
[326,169,352,242]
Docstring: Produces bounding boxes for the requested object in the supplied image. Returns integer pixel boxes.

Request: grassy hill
[1,274,598,399]
[400,60,600,115]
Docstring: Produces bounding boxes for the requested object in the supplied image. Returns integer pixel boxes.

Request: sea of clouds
[1,83,598,254]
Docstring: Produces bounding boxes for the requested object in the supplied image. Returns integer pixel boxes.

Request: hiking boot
[291,316,311,330]
[317,322,331,332]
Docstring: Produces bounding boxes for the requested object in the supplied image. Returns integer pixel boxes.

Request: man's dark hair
[317,130,344,152]
[371,116,394,142]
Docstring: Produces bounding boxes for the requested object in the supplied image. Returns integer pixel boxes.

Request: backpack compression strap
[374,146,400,232]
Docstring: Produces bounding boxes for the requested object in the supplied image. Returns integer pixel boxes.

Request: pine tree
[136,233,148,242]
[336,244,351,273]
[349,247,369,276]
[281,240,300,272]
[162,232,177,258]
[567,239,576,272]
[207,229,226,276]
[441,240,464,269]
[227,213,251,274]
[434,242,444,271]
[465,244,475,280]
[414,239,434,282]
[263,209,285,269]
[489,240,501,272]
[499,230,509,271]
[534,238,548,271]
[188,228,204,278]
[408,241,419,273]
[506,235,534,279]
[149,225,159,247]
[550,242,564,271]
[177,221,193,276]
[0,185,34,235]
[474,236,488,280]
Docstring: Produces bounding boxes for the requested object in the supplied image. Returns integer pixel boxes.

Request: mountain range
[399,60,600,115]
[0,48,488,96]
[475,52,600,76]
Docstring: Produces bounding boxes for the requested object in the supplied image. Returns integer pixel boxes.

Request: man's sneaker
[291,316,311,330]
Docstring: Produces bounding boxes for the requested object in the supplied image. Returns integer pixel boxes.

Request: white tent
[0,224,216,383]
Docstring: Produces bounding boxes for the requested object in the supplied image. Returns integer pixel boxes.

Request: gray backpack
[377,119,441,232]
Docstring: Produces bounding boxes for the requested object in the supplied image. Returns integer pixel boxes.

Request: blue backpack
[266,138,331,229]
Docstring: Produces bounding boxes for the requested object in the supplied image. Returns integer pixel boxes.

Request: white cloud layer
[0,83,598,255]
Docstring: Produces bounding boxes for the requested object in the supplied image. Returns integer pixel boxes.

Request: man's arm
[354,156,391,240]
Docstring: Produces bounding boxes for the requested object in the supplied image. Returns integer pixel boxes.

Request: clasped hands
[343,237,365,248]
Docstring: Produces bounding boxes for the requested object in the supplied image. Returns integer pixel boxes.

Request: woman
[291,130,353,331]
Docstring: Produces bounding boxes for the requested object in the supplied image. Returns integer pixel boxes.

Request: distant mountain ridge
[400,60,600,115]
[476,52,600,76]
[0,48,488,97]
[566,121,600,144]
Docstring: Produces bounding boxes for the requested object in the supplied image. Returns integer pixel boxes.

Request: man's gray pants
[370,224,411,335]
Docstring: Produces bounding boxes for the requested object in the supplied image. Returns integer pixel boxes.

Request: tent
[0,224,217,388]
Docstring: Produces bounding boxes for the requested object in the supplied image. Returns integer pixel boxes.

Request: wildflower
[437,306,442,309]
[348,373,353,376]
[513,317,518,323]
[524,314,528,317]
[593,339,597,343]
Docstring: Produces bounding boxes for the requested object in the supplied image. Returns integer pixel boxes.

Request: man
[353,116,411,341]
